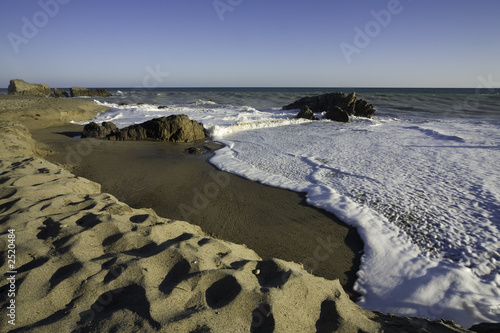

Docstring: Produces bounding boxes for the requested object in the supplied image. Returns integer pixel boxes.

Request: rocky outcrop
[70,86,112,97]
[326,106,350,122]
[116,115,206,142]
[82,121,118,139]
[355,98,376,118]
[82,115,206,142]
[469,322,500,332]
[283,92,376,122]
[296,106,319,120]
[53,88,69,98]
[8,79,51,97]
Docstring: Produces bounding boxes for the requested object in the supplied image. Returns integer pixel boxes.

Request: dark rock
[8,79,51,97]
[118,102,129,106]
[158,105,168,109]
[374,313,471,333]
[296,106,319,120]
[283,91,376,122]
[83,115,206,143]
[70,87,112,97]
[325,106,350,123]
[82,122,119,139]
[186,147,208,155]
[115,115,205,142]
[469,322,500,333]
[344,92,357,115]
[355,99,376,118]
[53,88,69,98]
[284,95,319,113]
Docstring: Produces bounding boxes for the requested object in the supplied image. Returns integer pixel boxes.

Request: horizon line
[2,86,490,90]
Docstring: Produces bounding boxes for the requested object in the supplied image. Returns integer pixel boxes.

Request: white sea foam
[193,99,217,105]
[78,98,500,327]
[210,117,500,327]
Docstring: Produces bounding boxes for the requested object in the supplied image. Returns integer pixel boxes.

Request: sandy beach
[33,124,363,294]
[0,95,476,332]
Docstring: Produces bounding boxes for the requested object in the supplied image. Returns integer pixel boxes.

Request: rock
[344,92,357,115]
[8,79,51,97]
[283,92,376,122]
[53,88,69,98]
[83,115,206,142]
[325,106,350,123]
[186,146,209,155]
[355,99,376,118]
[296,106,319,120]
[116,115,206,142]
[375,313,471,333]
[469,322,500,332]
[70,86,112,97]
[82,121,118,139]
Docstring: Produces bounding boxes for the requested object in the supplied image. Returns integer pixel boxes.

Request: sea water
[71,87,499,327]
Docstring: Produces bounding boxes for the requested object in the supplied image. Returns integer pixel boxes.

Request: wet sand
[33,124,363,297]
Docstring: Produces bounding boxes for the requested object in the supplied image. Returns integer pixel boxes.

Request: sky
[1,0,499,88]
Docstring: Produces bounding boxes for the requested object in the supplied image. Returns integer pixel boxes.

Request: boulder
[355,98,376,118]
[283,92,376,122]
[82,115,206,142]
[53,88,69,98]
[343,92,357,115]
[325,106,350,123]
[296,106,319,120]
[8,79,51,97]
[116,115,206,142]
[70,86,112,97]
[82,121,119,139]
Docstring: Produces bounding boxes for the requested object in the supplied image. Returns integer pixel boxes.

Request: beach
[33,124,363,294]
[0,95,476,332]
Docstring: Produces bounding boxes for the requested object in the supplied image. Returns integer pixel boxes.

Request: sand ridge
[0,96,109,130]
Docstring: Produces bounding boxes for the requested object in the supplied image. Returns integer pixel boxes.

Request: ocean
[11,87,500,326]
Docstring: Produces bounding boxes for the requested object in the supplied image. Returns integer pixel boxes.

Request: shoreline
[33,123,363,298]
[0,95,477,332]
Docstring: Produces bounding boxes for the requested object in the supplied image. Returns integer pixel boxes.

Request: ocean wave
[208,118,312,138]
[193,99,217,106]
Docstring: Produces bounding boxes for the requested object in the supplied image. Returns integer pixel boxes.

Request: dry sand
[0,96,472,332]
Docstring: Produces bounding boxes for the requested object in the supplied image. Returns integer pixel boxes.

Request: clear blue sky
[1,0,499,88]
